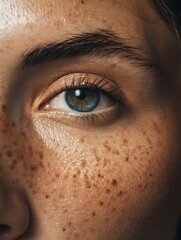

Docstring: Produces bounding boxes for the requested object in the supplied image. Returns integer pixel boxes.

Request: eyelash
[39,73,124,127]
[52,73,118,100]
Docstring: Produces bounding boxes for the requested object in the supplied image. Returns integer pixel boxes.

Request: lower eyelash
[65,107,120,127]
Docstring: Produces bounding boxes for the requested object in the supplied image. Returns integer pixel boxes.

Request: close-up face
[0,0,181,239]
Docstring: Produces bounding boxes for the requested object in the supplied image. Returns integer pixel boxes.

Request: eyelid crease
[37,72,123,110]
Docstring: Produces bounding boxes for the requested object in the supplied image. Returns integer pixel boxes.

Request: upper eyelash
[56,73,119,102]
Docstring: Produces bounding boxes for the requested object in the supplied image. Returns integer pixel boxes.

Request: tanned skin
[0,1,181,239]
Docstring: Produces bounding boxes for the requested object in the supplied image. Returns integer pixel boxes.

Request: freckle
[149,173,153,177]
[2,104,7,113]
[80,137,85,143]
[125,156,129,162]
[84,174,91,188]
[95,153,100,163]
[98,173,104,178]
[51,177,56,182]
[115,150,120,155]
[99,201,104,206]
[93,148,100,162]
[81,160,87,168]
[73,174,77,182]
[28,146,33,152]
[32,190,37,195]
[110,63,117,69]
[45,194,50,199]
[112,149,119,155]
[11,122,16,128]
[64,174,68,180]
[106,189,111,194]
[39,161,44,168]
[92,211,96,217]
[68,221,72,227]
[30,165,38,172]
[123,138,128,146]
[146,137,152,145]
[74,233,79,238]
[117,191,124,197]
[63,209,68,214]
[104,141,111,152]
[112,208,116,212]
[55,173,60,178]
[137,145,142,150]
[111,179,117,186]
[62,227,66,232]
[6,150,13,158]
[59,193,63,199]
[39,152,44,159]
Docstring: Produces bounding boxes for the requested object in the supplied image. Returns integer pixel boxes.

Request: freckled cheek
[27,117,180,233]
[0,134,44,185]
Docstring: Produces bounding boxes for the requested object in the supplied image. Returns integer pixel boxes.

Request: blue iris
[65,88,100,112]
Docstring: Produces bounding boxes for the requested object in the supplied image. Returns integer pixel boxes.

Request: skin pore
[0,0,181,239]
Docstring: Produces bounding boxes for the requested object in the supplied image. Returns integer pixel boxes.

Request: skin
[0,0,181,239]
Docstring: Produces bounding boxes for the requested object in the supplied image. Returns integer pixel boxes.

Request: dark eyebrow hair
[21,29,159,73]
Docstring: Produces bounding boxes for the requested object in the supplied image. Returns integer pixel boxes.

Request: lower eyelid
[36,105,121,128]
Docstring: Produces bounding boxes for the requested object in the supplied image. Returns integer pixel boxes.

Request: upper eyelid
[36,73,123,110]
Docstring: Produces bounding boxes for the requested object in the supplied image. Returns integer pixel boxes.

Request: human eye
[37,73,125,127]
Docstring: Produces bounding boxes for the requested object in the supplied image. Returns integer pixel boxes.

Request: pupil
[75,89,87,100]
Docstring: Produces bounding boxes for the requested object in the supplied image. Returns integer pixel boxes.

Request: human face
[0,0,181,239]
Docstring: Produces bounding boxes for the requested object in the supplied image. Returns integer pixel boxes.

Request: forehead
[0,0,155,39]
[0,0,177,73]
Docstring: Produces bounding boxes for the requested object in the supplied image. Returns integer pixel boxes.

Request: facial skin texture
[0,0,181,239]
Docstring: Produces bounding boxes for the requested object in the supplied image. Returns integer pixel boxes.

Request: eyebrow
[21,29,159,72]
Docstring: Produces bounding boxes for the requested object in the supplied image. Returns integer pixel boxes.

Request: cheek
[25,113,180,238]
[0,98,178,240]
